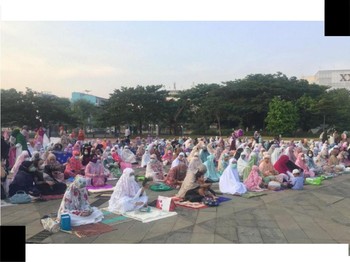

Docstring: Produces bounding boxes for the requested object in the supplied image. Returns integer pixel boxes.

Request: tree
[1,88,76,129]
[103,85,168,135]
[312,88,350,131]
[265,97,299,136]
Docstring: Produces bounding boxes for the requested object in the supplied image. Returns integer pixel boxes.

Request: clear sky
[2,21,350,99]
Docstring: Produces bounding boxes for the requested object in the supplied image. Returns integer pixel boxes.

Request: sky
[2,21,350,99]
[2,1,350,262]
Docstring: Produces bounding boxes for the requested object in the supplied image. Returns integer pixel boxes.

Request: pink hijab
[243,165,263,191]
[295,152,314,177]
[10,151,29,177]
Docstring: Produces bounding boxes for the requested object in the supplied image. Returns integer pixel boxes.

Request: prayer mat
[241,192,267,198]
[123,207,177,223]
[216,196,232,204]
[99,193,112,197]
[149,183,173,192]
[40,194,64,201]
[72,222,116,238]
[87,184,115,193]
[101,210,131,225]
[174,200,208,209]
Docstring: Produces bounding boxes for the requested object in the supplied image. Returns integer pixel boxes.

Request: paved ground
[1,172,350,245]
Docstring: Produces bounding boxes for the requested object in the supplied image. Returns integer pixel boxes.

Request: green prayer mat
[101,210,130,225]
[149,183,173,191]
[241,191,267,198]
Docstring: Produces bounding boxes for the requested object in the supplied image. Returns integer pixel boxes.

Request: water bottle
[60,213,71,231]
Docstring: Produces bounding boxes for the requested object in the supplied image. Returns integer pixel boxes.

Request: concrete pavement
[1,173,350,245]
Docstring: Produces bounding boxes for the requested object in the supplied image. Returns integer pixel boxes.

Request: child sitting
[290,169,304,190]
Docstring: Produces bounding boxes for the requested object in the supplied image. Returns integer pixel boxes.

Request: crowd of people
[1,126,350,227]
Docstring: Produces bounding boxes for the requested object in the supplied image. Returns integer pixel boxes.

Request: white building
[313,69,350,90]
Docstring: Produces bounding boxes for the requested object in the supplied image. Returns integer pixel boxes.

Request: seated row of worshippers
[2,132,349,201]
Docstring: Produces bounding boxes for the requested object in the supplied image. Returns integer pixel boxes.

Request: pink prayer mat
[86,184,114,190]
[40,194,64,201]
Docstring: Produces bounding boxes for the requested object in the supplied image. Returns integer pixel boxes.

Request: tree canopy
[2,73,349,136]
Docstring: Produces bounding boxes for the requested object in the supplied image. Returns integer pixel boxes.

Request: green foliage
[265,97,299,136]
[2,72,348,137]
[103,85,168,134]
[1,88,76,129]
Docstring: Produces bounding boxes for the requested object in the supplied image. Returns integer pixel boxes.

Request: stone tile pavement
[1,174,350,246]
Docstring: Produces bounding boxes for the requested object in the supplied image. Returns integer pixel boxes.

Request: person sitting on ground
[219,158,247,196]
[64,150,84,179]
[141,147,151,168]
[243,165,264,192]
[84,154,107,186]
[164,163,187,189]
[217,152,230,176]
[259,153,285,185]
[162,150,173,166]
[184,167,217,202]
[10,151,30,178]
[273,155,302,181]
[171,152,188,168]
[43,153,65,182]
[305,150,322,175]
[145,154,165,182]
[8,161,41,198]
[34,158,67,196]
[103,153,122,179]
[57,175,104,226]
[1,158,9,199]
[295,152,315,178]
[203,154,221,182]
[121,146,137,164]
[108,168,149,213]
[176,164,207,199]
[242,152,258,182]
[289,169,304,190]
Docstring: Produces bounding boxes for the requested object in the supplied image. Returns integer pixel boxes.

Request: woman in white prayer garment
[219,158,247,195]
[108,168,148,213]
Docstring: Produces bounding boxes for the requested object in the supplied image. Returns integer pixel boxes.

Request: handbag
[156,195,176,211]
[9,190,32,204]
[203,196,219,207]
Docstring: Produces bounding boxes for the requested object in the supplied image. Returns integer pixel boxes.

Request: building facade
[71,92,107,106]
[314,69,350,90]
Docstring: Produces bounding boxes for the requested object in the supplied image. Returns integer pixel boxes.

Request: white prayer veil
[108,168,142,212]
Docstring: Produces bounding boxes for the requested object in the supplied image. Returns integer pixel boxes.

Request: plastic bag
[305,177,322,185]
[40,215,60,233]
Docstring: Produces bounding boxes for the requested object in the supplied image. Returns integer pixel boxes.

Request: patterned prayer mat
[72,222,116,238]
[40,194,64,201]
[174,200,208,209]
[87,184,115,193]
